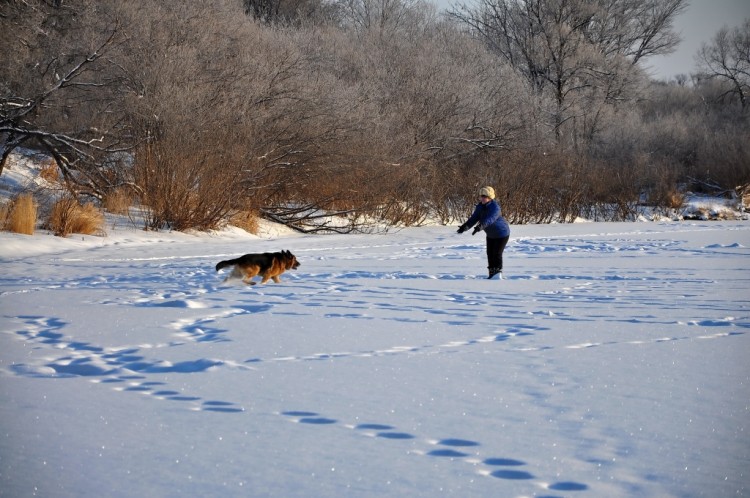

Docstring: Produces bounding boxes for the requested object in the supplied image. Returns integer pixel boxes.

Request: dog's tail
[215,258,238,272]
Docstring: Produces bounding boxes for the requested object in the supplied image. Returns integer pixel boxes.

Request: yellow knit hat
[480,186,495,199]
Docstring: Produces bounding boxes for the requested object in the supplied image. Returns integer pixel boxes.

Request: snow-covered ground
[1,216,748,497]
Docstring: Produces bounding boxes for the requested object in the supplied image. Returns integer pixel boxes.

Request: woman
[456,186,510,279]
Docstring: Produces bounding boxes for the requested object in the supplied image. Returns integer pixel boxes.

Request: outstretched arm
[457,205,481,233]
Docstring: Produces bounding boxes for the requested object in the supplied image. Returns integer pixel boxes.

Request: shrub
[47,197,105,237]
[4,193,37,235]
[229,210,260,234]
[38,160,60,184]
[103,187,133,215]
[643,162,685,211]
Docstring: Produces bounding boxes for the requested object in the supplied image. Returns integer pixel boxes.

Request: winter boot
[487,268,502,280]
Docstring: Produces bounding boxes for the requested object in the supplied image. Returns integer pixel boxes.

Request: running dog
[215,250,300,285]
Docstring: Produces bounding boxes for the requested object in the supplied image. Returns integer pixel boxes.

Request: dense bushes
[1,0,748,232]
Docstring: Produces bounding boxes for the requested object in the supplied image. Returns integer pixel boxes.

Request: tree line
[1,0,748,232]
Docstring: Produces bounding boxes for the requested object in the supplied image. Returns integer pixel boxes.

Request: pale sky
[647,0,750,80]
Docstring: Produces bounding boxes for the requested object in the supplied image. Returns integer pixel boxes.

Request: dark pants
[486,236,509,270]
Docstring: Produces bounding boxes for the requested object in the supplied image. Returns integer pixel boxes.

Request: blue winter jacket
[464,200,510,238]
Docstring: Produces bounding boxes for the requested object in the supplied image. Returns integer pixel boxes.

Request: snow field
[1,221,748,497]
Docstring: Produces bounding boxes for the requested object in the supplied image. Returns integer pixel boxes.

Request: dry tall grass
[4,193,37,235]
[103,187,133,215]
[38,160,60,184]
[229,210,260,234]
[48,197,105,237]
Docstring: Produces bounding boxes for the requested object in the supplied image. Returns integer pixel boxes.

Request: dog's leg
[272,276,281,283]
[241,266,261,285]
[222,266,239,283]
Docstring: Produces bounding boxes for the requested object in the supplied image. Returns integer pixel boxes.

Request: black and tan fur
[215,250,300,285]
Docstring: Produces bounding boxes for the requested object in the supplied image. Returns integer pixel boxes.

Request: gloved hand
[472,225,482,235]
[457,225,468,234]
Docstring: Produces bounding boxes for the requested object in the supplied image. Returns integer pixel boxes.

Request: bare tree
[696,19,750,109]
[334,0,432,35]
[0,0,134,195]
[448,0,687,148]
[584,0,686,63]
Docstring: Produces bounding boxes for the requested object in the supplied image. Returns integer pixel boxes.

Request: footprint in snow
[279,410,588,492]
